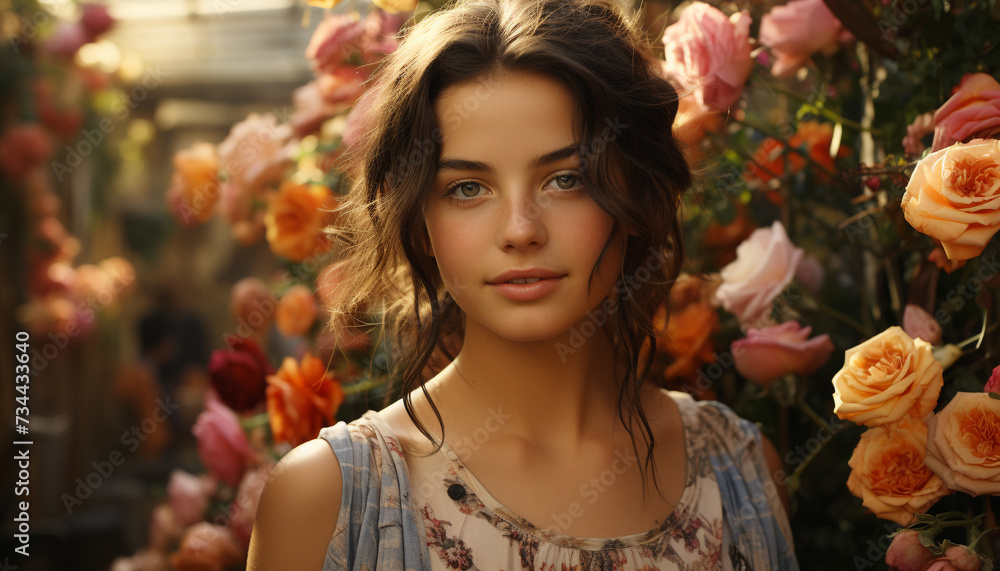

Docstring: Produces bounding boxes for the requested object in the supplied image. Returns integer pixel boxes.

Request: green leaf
[990,392,1000,400]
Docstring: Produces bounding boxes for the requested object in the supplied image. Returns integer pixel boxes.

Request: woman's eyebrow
[435,143,579,173]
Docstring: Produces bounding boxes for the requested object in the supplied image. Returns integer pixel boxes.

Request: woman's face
[423,70,625,344]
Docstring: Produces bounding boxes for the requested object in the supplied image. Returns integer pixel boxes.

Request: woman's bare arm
[247,438,343,570]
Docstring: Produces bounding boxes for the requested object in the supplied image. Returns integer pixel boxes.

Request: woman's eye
[447,181,485,200]
[549,173,582,190]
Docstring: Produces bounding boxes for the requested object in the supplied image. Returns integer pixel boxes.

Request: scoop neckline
[377,389,700,550]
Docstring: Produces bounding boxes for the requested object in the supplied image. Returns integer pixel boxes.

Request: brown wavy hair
[325,0,692,501]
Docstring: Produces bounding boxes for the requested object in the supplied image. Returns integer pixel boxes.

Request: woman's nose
[497,191,547,251]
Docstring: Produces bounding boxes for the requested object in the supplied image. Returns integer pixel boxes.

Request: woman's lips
[486,276,564,301]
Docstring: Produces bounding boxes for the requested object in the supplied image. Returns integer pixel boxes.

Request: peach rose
[758,0,853,78]
[166,142,220,226]
[714,221,803,328]
[902,304,943,345]
[264,181,337,262]
[731,321,834,387]
[932,73,1000,153]
[170,523,244,571]
[266,352,346,446]
[901,138,1000,260]
[661,2,753,112]
[846,418,950,526]
[275,284,318,337]
[924,392,1000,495]
[832,327,943,428]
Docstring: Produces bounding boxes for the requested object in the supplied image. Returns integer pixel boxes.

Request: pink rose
[167,470,217,528]
[925,545,986,571]
[759,0,853,78]
[169,523,244,571]
[217,113,293,200]
[794,254,824,293]
[661,2,753,111]
[902,304,943,345]
[932,73,1000,153]
[886,530,937,571]
[732,321,834,387]
[43,23,90,59]
[340,81,382,149]
[986,365,1000,393]
[191,394,257,487]
[714,221,803,327]
[229,463,274,549]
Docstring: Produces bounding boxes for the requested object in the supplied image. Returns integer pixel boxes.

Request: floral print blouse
[318,390,799,571]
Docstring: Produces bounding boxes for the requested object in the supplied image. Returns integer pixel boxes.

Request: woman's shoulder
[661,389,763,454]
[248,438,343,569]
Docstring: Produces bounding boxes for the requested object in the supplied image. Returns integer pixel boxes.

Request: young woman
[248,0,799,569]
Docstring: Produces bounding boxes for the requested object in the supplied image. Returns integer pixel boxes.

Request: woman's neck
[424,318,655,456]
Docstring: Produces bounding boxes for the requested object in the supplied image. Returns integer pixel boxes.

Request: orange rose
[924,392,1000,495]
[264,181,337,262]
[846,418,950,526]
[656,276,720,383]
[747,120,849,184]
[166,142,220,226]
[266,352,345,446]
[169,523,244,571]
[900,138,1000,260]
[275,285,318,337]
[832,326,943,428]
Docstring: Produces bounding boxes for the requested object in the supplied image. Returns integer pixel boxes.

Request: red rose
[207,337,273,413]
